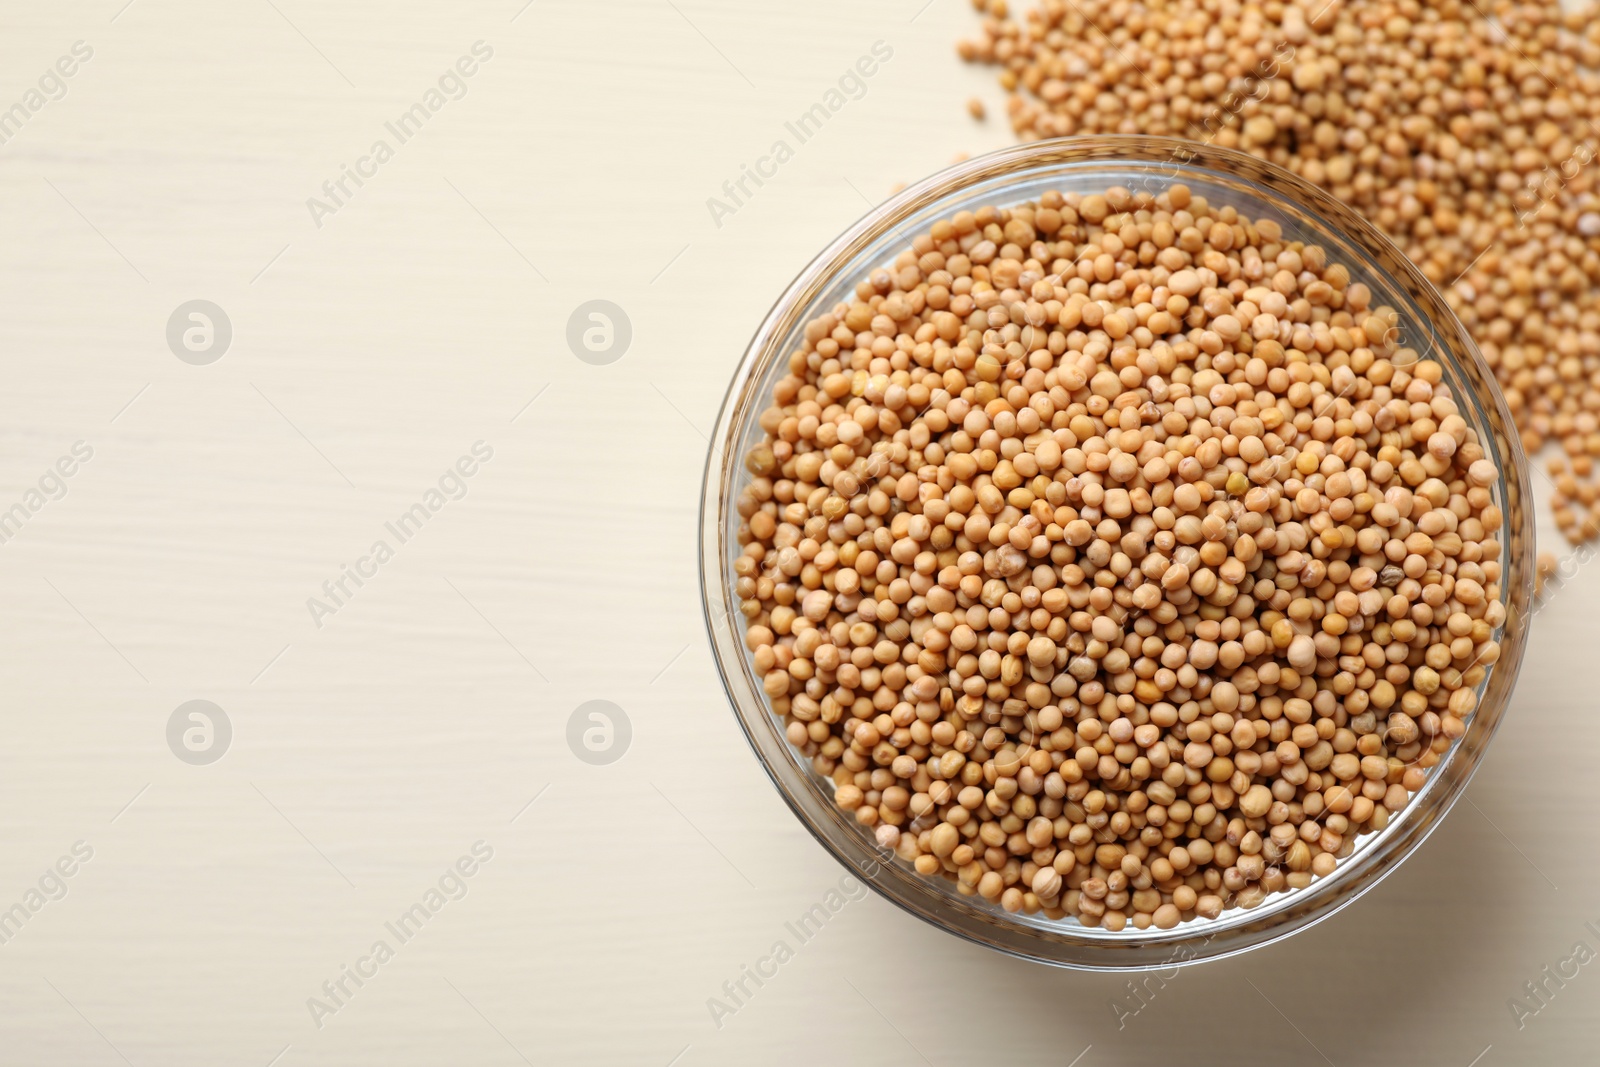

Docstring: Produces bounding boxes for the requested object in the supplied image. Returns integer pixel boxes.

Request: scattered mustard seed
[959,0,1600,545]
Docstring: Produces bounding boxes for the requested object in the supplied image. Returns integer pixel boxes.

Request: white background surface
[0,1,1594,1064]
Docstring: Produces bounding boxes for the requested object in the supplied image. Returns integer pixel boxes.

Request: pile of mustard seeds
[959,0,1600,551]
[732,186,1506,928]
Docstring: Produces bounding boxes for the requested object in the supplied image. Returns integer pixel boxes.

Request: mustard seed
[736,185,1506,930]
[959,0,1600,544]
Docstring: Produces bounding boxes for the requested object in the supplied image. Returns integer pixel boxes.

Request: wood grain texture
[0,1,1592,1064]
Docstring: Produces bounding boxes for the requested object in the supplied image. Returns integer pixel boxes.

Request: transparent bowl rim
[699,135,1535,970]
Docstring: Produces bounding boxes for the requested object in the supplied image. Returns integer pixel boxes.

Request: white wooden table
[0,1,1592,1064]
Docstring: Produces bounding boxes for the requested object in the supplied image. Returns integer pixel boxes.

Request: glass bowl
[699,136,1534,969]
